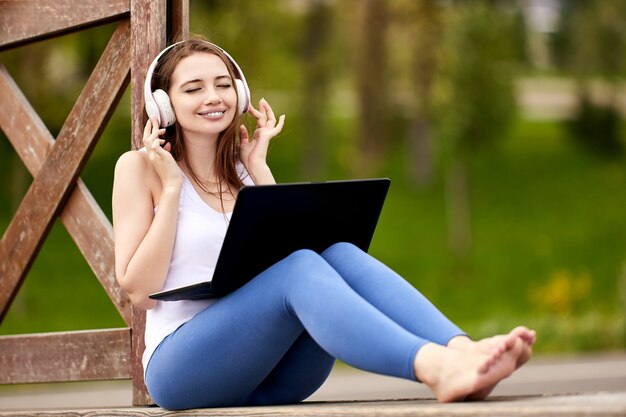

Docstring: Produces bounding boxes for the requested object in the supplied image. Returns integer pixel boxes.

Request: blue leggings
[145,242,464,410]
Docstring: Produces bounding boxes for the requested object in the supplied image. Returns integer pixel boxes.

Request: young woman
[112,38,535,410]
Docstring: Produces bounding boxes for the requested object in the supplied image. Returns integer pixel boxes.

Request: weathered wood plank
[0,0,130,51]
[0,329,131,383]
[130,0,166,150]
[131,305,151,406]
[0,65,131,325]
[170,0,189,41]
[62,181,131,323]
[129,0,168,405]
[0,393,625,417]
[0,20,130,321]
[0,65,52,170]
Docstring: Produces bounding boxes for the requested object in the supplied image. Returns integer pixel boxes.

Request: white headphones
[144,41,251,127]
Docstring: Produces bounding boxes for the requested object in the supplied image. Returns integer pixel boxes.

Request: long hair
[141,37,245,205]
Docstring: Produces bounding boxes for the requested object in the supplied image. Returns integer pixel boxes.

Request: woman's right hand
[143,117,182,189]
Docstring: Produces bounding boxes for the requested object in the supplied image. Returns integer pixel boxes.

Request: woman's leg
[320,242,531,402]
[321,242,465,345]
[246,332,335,406]
[145,249,427,410]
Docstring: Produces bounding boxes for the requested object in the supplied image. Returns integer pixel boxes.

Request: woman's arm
[239,98,285,185]
[112,119,183,310]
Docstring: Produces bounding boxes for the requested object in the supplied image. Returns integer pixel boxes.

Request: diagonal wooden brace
[0,65,131,325]
[0,20,131,322]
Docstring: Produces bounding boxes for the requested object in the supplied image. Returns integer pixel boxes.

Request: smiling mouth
[198,110,226,118]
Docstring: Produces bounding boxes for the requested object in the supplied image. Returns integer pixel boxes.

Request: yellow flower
[530,270,592,316]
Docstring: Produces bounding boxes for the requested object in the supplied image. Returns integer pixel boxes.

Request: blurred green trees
[0,0,624,352]
[434,2,517,259]
[556,0,626,155]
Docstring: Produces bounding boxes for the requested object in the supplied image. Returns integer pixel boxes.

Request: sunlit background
[1,0,625,354]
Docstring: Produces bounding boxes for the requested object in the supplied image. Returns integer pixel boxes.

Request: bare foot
[510,326,536,368]
[448,327,536,368]
[446,327,536,401]
[510,326,536,345]
[447,333,516,359]
[414,340,520,402]
[464,338,527,401]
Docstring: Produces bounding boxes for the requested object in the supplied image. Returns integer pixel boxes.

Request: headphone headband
[144,41,251,127]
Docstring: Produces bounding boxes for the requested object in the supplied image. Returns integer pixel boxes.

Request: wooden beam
[170,0,190,41]
[131,305,151,405]
[0,0,130,51]
[0,65,132,326]
[0,65,51,171]
[129,0,166,402]
[0,20,131,321]
[0,329,131,383]
[130,0,167,149]
[63,181,132,324]
[127,0,191,404]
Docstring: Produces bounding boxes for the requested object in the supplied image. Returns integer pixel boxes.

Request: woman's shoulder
[113,148,159,205]
[113,148,161,195]
[114,148,151,176]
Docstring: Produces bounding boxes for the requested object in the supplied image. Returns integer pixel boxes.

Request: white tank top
[142,163,254,372]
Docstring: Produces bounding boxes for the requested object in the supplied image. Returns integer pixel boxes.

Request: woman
[113,38,535,410]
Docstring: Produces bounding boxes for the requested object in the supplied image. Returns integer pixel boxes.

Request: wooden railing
[0,0,188,405]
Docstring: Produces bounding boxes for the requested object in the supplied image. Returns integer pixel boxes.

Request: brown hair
[141,37,245,205]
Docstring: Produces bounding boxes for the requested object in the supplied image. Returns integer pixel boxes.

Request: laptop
[149,178,390,301]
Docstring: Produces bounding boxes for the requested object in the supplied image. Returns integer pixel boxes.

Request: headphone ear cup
[153,89,176,127]
[235,79,249,115]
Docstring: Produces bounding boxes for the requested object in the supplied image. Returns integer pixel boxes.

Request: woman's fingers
[261,98,277,126]
[249,98,279,128]
[143,118,166,154]
[262,114,285,137]
[151,139,166,150]
[142,120,153,148]
[143,118,152,140]
[242,99,284,147]
[274,114,285,132]
[239,124,249,145]
[247,104,264,127]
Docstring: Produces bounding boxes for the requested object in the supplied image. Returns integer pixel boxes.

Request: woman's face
[168,52,238,138]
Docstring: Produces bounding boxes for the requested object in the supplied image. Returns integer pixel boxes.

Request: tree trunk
[301,0,332,179]
[445,155,472,259]
[408,0,439,187]
[409,118,433,185]
[354,0,388,175]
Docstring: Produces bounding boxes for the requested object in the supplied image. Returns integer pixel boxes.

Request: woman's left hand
[239,98,285,183]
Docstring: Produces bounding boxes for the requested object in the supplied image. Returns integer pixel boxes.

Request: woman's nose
[203,88,222,105]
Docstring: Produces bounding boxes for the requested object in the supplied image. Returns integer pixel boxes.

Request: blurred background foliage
[0,0,625,354]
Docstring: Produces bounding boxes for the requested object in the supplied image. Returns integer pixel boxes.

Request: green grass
[1,117,625,354]
[0,220,126,334]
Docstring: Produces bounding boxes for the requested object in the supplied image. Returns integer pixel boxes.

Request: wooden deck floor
[2,392,625,417]
[2,354,625,416]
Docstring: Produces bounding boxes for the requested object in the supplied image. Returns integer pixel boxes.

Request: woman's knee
[322,241,361,260]
[284,248,325,271]
[280,248,344,291]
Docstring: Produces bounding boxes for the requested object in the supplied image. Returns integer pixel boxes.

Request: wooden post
[128,0,188,405]
[0,0,189,407]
